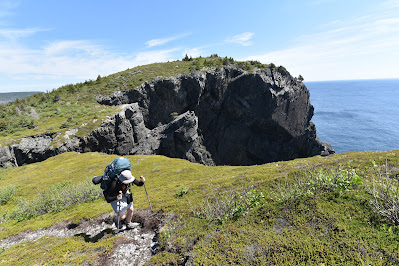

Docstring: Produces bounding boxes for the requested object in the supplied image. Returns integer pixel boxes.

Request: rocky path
[0,209,162,265]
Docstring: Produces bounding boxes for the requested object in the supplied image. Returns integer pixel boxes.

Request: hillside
[0,56,265,147]
[0,150,398,264]
[0,55,332,168]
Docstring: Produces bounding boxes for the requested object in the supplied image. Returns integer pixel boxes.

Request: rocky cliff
[0,65,333,167]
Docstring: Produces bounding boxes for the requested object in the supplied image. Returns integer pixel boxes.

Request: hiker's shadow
[74,228,114,243]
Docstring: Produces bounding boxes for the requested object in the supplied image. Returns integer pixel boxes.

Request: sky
[0,0,398,92]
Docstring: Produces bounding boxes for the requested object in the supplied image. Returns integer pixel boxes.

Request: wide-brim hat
[119,170,135,184]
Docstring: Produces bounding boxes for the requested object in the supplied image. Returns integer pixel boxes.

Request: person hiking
[92,157,146,230]
[105,169,145,230]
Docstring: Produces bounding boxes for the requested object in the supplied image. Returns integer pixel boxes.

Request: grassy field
[0,150,398,264]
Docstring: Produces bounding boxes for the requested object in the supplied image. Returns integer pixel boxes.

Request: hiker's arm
[104,192,118,203]
[133,176,145,186]
[104,180,118,203]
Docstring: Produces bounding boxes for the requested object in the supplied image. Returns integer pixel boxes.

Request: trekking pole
[117,199,121,233]
[144,183,152,211]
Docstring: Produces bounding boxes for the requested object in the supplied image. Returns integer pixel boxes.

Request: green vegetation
[0,151,398,264]
[0,55,282,147]
[272,165,363,202]
[369,160,399,225]
[0,235,115,265]
[0,185,17,205]
[8,177,102,222]
[196,186,264,225]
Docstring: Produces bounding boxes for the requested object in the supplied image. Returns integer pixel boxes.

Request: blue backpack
[92,157,131,192]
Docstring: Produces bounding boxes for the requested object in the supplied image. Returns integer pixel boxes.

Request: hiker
[105,170,145,229]
[92,157,146,230]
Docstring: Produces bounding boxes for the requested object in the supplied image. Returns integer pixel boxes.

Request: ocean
[306,79,399,153]
[0,91,40,105]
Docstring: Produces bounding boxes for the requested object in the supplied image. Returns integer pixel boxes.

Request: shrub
[0,185,17,205]
[9,177,103,222]
[175,187,189,197]
[182,54,193,61]
[369,160,399,225]
[273,166,363,202]
[196,186,264,224]
[53,94,61,102]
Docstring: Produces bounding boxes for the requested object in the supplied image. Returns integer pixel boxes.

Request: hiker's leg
[126,205,134,223]
[119,211,126,221]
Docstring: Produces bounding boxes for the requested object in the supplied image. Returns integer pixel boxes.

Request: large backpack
[92,157,131,193]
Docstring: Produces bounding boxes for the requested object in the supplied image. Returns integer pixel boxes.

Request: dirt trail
[0,209,162,265]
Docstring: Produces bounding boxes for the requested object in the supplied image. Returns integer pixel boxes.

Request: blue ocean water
[0,91,40,104]
[306,79,399,153]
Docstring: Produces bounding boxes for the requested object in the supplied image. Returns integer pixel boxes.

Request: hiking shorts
[110,194,133,214]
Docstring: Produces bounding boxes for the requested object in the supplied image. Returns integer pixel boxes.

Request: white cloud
[226,32,254,46]
[244,6,399,81]
[0,27,50,40]
[382,0,399,8]
[182,48,202,58]
[0,39,181,92]
[0,1,18,19]
[145,33,190,48]
[132,48,180,65]
[44,40,104,56]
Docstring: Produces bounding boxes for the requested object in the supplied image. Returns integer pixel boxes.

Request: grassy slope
[0,150,398,264]
[0,56,270,147]
[0,59,194,146]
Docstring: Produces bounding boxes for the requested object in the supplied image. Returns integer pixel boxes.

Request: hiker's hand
[117,191,123,200]
[140,176,145,183]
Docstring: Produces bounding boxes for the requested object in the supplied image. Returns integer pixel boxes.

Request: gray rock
[12,134,54,166]
[0,65,334,167]
[0,146,16,168]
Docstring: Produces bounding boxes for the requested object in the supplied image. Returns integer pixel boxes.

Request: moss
[148,251,185,265]
[0,235,115,265]
[192,192,399,265]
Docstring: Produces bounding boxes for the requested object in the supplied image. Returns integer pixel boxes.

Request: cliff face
[0,66,333,167]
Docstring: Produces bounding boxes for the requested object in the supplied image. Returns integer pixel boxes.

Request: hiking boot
[125,222,139,229]
[113,216,125,230]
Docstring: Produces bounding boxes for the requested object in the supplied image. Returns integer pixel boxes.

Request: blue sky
[0,0,398,92]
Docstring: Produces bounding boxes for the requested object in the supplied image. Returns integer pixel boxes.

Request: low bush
[196,186,264,224]
[369,160,399,225]
[9,177,102,222]
[175,187,189,197]
[273,166,363,202]
[0,185,17,205]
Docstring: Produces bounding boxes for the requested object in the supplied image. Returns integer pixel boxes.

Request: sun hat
[119,170,135,184]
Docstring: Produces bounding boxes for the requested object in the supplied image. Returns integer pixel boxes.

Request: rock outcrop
[0,65,333,167]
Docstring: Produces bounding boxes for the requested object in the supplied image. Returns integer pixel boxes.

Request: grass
[0,235,116,265]
[0,150,398,264]
[8,177,103,221]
